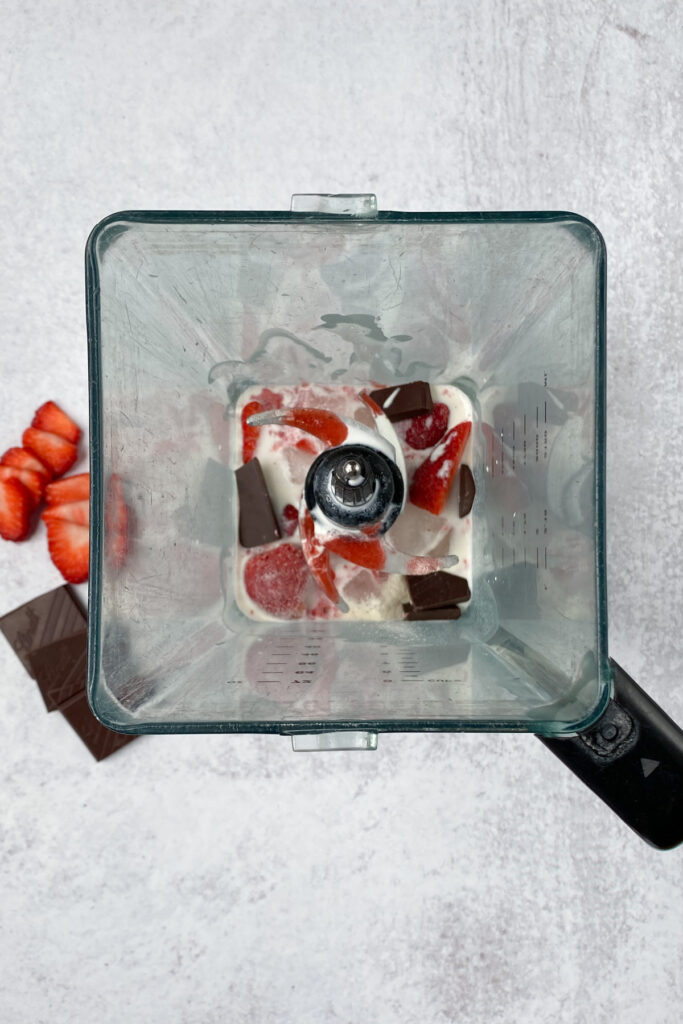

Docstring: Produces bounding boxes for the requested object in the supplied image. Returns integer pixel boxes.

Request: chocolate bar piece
[0,585,86,676]
[368,381,433,422]
[407,571,471,610]
[59,690,137,761]
[459,464,476,517]
[27,629,88,711]
[236,457,281,548]
[404,605,462,621]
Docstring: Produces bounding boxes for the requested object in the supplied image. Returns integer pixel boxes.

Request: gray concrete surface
[1,2,681,1022]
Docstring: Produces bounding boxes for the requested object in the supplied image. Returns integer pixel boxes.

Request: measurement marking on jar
[536,547,539,569]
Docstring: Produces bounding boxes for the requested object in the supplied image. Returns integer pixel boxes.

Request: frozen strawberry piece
[22,428,78,477]
[105,474,129,570]
[45,519,89,583]
[1,446,52,480]
[281,503,299,536]
[277,408,348,447]
[0,465,45,509]
[241,389,282,462]
[243,543,310,619]
[323,533,386,571]
[0,478,32,541]
[404,402,449,450]
[32,401,81,445]
[409,421,472,515]
[42,499,89,527]
[45,472,90,505]
[295,437,318,455]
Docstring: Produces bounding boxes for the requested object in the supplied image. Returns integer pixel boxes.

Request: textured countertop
[1,2,681,1022]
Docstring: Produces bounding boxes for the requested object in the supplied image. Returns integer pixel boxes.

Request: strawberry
[45,519,89,583]
[0,465,45,509]
[1,446,52,480]
[105,474,129,570]
[45,472,90,505]
[404,402,449,450]
[22,428,78,477]
[409,421,472,515]
[241,388,282,462]
[281,503,299,536]
[32,401,81,444]
[42,499,89,527]
[0,478,32,541]
[243,543,309,618]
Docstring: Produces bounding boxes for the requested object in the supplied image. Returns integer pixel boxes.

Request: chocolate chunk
[235,458,282,548]
[27,630,88,711]
[407,571,471,610]
[59,691,137,761]
[459,464,476,517]
[0,585,86,677]
[368,381,433,422]
[404,605,462,621]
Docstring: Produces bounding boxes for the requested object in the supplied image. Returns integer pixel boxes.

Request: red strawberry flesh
[22,428,78,477]
[45,519,89,583]
[243,543,309,618]
[0,465,45,509]
[409,421,472,515]
[404,402,450,450]
[0,478,32,541]
[32,401,81,444]
[1,446,52,479]
[45,472,90,505]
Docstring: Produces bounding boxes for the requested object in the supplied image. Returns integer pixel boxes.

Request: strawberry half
[22,428,78,477]
[409,421,472,515]
[45,472,90,505]
[1,446,52,480]
[105,474,129,570]
[45,519,89,583]
[0,465,45,509]
[0,478,32,541]
[42,499,89,527]
[32,401,81,444]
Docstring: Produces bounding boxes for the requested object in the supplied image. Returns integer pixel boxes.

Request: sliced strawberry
[42,499,89,527]
[45,472,90,505]
[1,446,52,480]
[281,503,299,536]
[0,465,45,509]
[32,401,81,444]
[243,543,309,618]
[0,478,32,541]
[404,402,450,450]
[45,519,89,583]
[409,421,472,515]
[22,428,78,477]
[105,474,129,570]
[241,388,283,462]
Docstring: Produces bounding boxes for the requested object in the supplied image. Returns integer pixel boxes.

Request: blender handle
[539,659,683,850]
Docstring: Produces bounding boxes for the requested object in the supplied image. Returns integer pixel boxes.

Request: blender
[85,194,683,849]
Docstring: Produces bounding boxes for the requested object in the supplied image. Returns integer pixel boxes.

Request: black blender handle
[539,659,683,850]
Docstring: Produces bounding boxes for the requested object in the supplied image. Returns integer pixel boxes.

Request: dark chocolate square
[407,572,471,610]
[27,629,88,712]
[0,585,86,677]
[368,381,433,422]
[235,457,281,548]
[59,691,138,761]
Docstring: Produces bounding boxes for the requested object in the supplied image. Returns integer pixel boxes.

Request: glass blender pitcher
[86,195,683,849]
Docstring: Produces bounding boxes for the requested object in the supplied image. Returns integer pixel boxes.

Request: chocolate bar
[407,571,471,611]
[27,630,88,711]
[459,464,476,517]
[368,381,433,422]
[404,605,462,620]
[236,457,281,548]
[59,691,137,761]
[0,585,86,676]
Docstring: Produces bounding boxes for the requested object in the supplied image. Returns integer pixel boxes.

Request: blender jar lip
[85,209,609,738]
